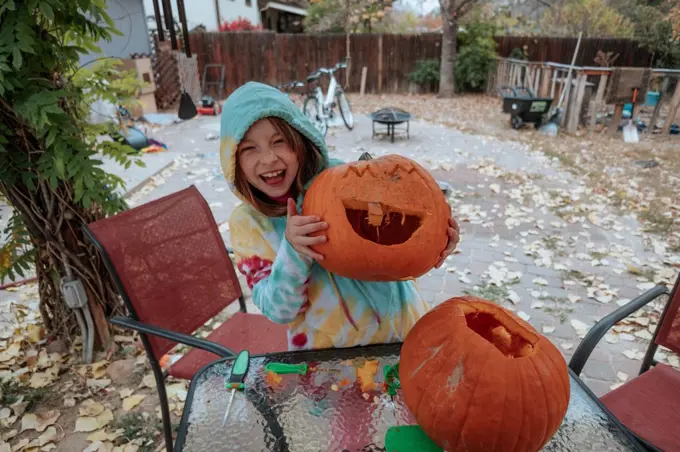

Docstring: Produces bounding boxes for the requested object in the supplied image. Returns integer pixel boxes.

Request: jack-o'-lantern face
[302,153,451,281]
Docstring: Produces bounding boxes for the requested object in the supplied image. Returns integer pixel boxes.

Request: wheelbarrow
[497,86,553,130]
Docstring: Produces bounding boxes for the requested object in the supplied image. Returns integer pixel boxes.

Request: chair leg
[151,359,174,452]
[238,295,247,313]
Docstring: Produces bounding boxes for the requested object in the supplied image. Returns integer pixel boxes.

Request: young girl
[220,82,459,351]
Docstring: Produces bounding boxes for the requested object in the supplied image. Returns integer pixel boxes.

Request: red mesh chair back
[656,274,680,354]
[87,186,242,360]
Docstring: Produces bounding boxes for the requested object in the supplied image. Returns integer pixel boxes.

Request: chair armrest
[110,316,236,358]
[569,285,668,376]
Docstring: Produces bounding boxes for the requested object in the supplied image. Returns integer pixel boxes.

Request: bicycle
[303,60,354,137]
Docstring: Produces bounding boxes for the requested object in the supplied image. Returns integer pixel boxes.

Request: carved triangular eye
[358,152,373,161]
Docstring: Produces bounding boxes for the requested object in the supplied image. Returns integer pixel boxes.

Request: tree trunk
[1,178,123,350]
[438,2,457,98]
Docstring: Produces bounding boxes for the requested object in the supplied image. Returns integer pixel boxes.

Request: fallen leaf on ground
[1,429,17,442]
[165,383,187,402]
[141,373,155,389]
[0,409,10,420]
[87,429,124,442]
[87,378,111,391]
[75,409,114,433]
[517,311,531,321]
[542,325,555,334]
[20,411,60,433]
[356,360,379,392]
[28,426,57,447]
[91,361,109,379]
[560,343,573,350]
[616,371,629,382]
[605,334,620,344]
[622,350,638,360]
[122,395,146,412]
[118,388,134,399]
[79,399,106,417]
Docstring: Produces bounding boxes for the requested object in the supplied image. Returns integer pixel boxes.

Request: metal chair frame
[83,187,249,452]
[569,274,680,452]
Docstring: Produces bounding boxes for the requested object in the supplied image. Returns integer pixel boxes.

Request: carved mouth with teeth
[342,199,423,246]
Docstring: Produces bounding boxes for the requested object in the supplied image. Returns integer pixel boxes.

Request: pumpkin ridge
[525,352,552,449]
[414,339,468,440]
[507,358,526,452]
[450,350,495,450]
[487,360,510,451]
[533,348,570,440]
[540,343,570,409]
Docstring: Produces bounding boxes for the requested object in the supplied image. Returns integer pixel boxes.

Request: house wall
[143,0,260,31]
[79,0,152,67]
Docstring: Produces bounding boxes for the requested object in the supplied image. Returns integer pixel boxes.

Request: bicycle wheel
[336,90,354,130]
[303,96,328,138]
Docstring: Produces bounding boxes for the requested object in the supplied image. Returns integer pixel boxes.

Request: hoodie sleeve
[229,205,312,324]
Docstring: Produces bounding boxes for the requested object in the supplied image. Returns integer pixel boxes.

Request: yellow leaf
[91,360,109,379]
[87,428,124,442]
[20,411,60,433]
[0,344,20,363]
[165,383,187,402]
[118,388,134,399]
[28,426,57,447]
[86,378,111,391]
[78,399,105,417]
[122,394,145,412]
[25,325,43,344]
[74,409,114,433]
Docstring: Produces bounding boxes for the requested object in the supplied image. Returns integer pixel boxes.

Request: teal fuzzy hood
[219,82,331,203]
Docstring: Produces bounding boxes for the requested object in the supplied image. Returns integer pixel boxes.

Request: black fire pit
[369,107,412,143]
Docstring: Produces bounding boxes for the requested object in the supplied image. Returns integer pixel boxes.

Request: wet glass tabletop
[175,344,642,452]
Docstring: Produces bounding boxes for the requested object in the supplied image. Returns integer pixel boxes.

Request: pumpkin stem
[358,152,373,161]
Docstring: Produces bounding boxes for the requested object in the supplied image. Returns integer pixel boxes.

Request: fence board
[187,32,652,97]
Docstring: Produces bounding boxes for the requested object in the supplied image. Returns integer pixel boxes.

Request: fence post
[566,71,587,133]
[539,65,552,97]
[661,79,680,134]
[588,73,609,134]
[650,75,670,130]
[360,66,368,96]
[377,35,383,93]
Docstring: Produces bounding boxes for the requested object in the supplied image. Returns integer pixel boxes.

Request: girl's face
[237,119,299,199]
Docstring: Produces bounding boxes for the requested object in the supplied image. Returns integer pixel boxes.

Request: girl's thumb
[287,197,297,218]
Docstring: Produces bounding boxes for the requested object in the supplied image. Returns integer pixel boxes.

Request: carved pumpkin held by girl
[220,82,459,351]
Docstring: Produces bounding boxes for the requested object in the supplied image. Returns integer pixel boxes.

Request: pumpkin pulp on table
[399,296,570,452]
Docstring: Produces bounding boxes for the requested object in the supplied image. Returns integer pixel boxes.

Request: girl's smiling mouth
[260,169,286,186]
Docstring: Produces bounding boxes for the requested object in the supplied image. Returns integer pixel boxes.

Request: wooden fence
[188,32,651,97]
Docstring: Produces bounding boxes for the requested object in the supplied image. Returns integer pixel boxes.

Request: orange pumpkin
[400,296,570,452]
[302,154,450,281]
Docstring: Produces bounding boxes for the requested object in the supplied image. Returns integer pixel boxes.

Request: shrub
[409,59,440,91]
[455,21,498,92]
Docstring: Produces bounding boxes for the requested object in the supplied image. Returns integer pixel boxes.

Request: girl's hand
[434,217,460,269]
[286,198,328,261]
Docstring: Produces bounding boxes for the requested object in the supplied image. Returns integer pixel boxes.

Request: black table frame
[173,343,645,452]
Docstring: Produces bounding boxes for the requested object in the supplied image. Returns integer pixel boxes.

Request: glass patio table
[173,343,644,452]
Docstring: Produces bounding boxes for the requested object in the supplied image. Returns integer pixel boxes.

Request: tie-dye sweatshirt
[220,82,429,350]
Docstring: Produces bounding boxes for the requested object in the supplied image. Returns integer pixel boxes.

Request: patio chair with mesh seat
[569,273,680,452]
[84,185,288,452]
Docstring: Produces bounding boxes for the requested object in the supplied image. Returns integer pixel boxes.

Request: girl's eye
[240,146,255,153]
[273,138,285,145]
